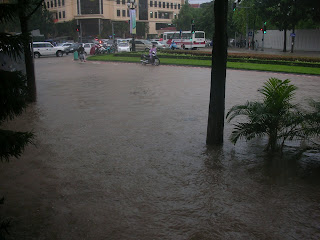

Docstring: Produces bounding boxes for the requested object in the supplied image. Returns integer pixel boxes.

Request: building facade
[45,0,184,37]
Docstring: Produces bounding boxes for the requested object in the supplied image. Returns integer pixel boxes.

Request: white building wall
[254,29,320,52]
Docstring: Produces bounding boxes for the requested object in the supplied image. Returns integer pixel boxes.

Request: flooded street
[1,56,320,239]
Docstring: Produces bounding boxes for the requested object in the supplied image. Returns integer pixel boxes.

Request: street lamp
[127,0,137,51]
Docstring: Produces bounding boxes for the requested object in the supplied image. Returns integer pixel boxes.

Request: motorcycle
[140,51,160,66]
[94,44,108,55]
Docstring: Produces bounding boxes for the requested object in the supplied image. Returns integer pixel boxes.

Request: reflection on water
[0,58,319,240]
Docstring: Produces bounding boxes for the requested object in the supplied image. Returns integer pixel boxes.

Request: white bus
[162,31,206,49]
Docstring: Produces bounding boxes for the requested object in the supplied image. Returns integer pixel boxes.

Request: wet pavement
[1,55,320,239]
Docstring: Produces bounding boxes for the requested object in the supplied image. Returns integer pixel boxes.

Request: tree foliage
[0,3,35,238]
[172,1,195,31]
[227,78,320,152]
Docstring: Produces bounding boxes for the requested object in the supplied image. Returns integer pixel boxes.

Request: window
[167,2,169,8]
[163,2,165,8]
[171,3,173,8]
[62,0,64,6]
[117,0,120,4]
[195,32,205,38]
[155,1,157,7]
[150,1,153,7]
[122,10,126,16]
[155,12,157,18]
[47,2,50,8]
[178,4,180,9]
[174,13,177,19]
[58,0,60,6]
[55,12,58,19]
[174,3,177,9]
[54,0,57,7]
[127,9,129,17]
[159,2,161,7]
[63,11,65,18]
[51,1,53,7]
[122,0,125,4]
[117,9,120,16]
[58,11,61,18]
[150,11,153,18]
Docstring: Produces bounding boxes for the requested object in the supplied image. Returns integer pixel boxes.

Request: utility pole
[232,1,250,49]
[112,21,115,43]
[127,0,137,51]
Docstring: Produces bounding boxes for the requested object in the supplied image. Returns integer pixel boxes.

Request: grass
[87,54,320,75]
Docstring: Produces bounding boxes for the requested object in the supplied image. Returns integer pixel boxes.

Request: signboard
[290,33,296,37]
[248,31,252,36]
[129,9,136,35]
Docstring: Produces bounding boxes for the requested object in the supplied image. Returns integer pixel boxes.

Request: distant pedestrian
[255,40,259,51]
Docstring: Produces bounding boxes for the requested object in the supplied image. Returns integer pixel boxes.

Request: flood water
[1,56,320,239]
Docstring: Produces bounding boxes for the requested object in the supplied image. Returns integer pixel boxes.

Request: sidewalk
[228,47,320,58]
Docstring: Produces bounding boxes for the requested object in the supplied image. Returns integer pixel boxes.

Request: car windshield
[142,40,152,45]
[119,43,128,47]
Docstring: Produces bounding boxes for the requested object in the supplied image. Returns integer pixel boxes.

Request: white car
[58,42,73,51]
[82,43,95,55]
[117,42,130,52]
[151,41,166,49]
[33,42,65,58]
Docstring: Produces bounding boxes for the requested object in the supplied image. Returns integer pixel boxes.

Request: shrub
[226,78,320,152]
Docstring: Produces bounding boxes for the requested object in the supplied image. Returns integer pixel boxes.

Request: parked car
[129,40,152,51]
[151,41,166,49]
[117,42,130,52]
[57,42,73,51]
[82,43,95,55]
[65,43,82,54]
[33,42,65,58]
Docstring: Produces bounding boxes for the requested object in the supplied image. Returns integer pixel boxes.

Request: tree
[226,78,320,152]
[0,0,46,102]
[256,0,305,52]
[18,0,45,102]
[206,0,228,145]
[0,4,35,238]
[172,0,194,31]
[232,0,263,45]
[197,2,215,39]
[29,4,55,39]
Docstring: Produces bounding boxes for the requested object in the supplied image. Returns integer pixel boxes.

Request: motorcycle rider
[149,44,157,64]
[78,44,85,62]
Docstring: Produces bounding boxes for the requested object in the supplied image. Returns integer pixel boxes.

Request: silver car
[151,41,166,49]
[130,40,152,51]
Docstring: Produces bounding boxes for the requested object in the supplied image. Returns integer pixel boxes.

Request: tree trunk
[206,0,228,145]
[283,28,287,52]
[19,15,37,102]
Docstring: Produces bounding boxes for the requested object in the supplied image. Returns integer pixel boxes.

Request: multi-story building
[45,0,184,38]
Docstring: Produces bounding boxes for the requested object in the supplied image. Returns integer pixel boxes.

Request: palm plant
[226,77,319,152]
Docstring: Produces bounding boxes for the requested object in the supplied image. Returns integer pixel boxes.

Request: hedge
[113,51,320,68]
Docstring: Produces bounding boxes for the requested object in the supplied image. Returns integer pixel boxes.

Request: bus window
[167,33,174,39]
[164,35,167,40]
[182,33,191,39]
[195,32,205,38]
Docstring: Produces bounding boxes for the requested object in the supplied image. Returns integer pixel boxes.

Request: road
[1,55,320,240]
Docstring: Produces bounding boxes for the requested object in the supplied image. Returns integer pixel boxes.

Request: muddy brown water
[1,56,320,240]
